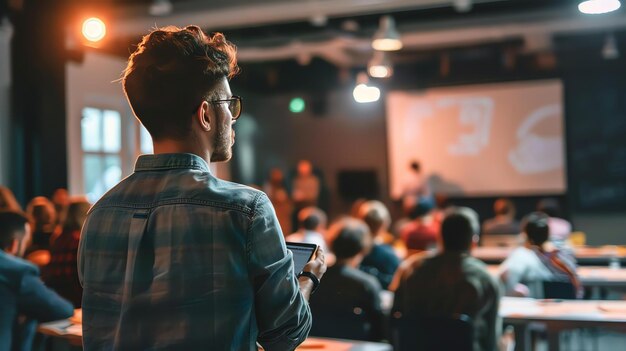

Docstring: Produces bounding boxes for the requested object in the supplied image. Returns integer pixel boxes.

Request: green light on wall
[289,97,306,113]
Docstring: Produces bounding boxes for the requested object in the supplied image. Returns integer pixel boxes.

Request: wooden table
[500,297,626,351]
[38,315,392,351]
[473,246,626,265]
[487,265,626,289]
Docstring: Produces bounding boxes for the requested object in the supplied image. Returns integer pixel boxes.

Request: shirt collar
[134,153,211,173]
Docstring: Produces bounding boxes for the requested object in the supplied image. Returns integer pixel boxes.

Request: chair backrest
[542,280,577,299]
[309,306,375,341]
[391,313,473,351]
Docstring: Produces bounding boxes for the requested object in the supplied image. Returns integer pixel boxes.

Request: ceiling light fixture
[353,72,381,103]
[82,17,106,43]
[149,0,173,17]
[368,51,393,78]
[602,33,620,59]
[372,16,403,51]
[578,0,621,14]
[453,0,473,13]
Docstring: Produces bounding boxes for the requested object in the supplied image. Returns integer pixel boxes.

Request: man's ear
[8,239,19,256]
[195,101,212,132]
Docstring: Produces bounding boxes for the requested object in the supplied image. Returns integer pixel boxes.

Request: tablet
[286,242,318,275]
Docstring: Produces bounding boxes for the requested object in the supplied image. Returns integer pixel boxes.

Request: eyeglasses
[208,95,242,120]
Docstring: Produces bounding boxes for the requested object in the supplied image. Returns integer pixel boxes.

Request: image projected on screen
[387,80,566,198]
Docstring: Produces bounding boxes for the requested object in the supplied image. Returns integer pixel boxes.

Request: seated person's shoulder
[0,254,40,288]
[344,266,383,291]
[0,253,39,276]
[389,251,432,290]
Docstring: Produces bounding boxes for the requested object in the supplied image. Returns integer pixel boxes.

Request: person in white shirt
[498,212,580,298]
[537,198,572,241]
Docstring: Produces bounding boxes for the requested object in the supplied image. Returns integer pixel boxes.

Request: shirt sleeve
[248,193,312,351]
[498,249,527,295]
[17,265,74,322]
[483,275,502,351]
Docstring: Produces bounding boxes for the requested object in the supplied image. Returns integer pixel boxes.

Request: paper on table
[297,338,352,351]
[499,298,542,317]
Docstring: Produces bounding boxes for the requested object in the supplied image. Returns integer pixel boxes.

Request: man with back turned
[78,26,326,350]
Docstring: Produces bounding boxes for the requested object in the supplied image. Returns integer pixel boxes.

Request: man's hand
[298,247,327,300]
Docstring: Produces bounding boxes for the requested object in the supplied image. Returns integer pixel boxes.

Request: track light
[353,72,381,103]
[453,0,473,13]
[578,0,621,14]
[149,0,173,16]
[372,16,403,51]
[602,33,620,59]
[368,51,393,78]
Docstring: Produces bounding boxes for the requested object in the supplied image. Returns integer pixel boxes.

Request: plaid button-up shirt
[78,153,311,350]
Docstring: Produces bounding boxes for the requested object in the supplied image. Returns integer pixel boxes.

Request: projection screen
[387,80,566,198]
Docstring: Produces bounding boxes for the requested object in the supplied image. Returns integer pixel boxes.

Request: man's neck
[153,138,211,165]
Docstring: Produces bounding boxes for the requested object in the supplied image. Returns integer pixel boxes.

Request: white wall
[0,22,13,186]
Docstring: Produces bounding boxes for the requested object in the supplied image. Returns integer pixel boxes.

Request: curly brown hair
[122,25,239,140]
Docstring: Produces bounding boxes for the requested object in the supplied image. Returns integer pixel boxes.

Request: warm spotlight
[578,0,621,14]
[82,17,106,43]
[353,72,381,103]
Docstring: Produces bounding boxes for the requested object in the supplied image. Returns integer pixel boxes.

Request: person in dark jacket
[0,211,73,351]
[309,218,384,341]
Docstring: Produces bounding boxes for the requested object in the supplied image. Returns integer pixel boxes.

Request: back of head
[330,218,372,260]
[409,201,434,220]
[522,212,550,246]
[0,211,30,251]
[537,198,561,218]
[123,25,238,140]
[297,160,313,176]
[26,196,57,232]
[357,200,391,235]
[0,186,22,212]
[298,207,327,231]
[494,198,515,216]
[63,197,92,232]
[441,207,479,252]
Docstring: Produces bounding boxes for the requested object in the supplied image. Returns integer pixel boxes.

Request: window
[139,124,154,154]
[80,107,123,202]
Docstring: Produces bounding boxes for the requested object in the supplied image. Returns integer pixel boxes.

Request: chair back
[309,306,375,341]
[391,313,473,351]
[542,280,577,299]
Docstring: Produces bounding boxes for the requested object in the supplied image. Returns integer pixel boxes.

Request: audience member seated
[291,160,320,217]
[286,207,329,253]
[0,186,22,212]
[391,207,500,351]
[44,197,91,307]
[482,198,520,235]
[356,201,402,288]
[309,218,384,342]
[400,202,438,253]
[537,198,572,241]
[25,197,58,256]
[0,211,74,351]
[51,188,70,229]
[359,200,406,258]
[498,212,581,299]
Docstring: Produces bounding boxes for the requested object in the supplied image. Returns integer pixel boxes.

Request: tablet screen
[286,242,317,275]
